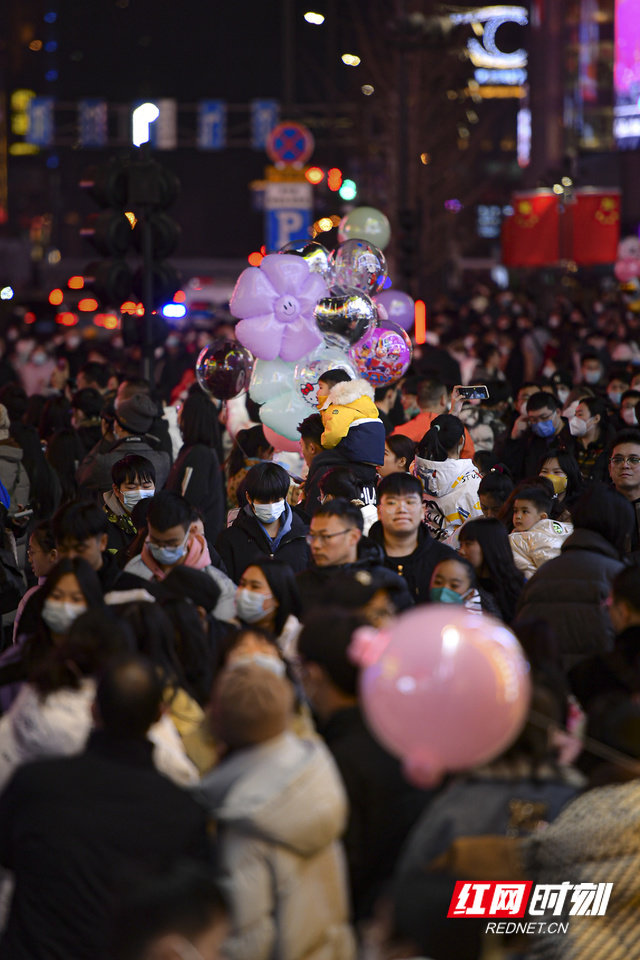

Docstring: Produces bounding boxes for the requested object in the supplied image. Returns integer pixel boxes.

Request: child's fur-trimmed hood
[325,378,375,407]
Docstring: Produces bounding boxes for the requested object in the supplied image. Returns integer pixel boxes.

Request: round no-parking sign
[266,122,315,166]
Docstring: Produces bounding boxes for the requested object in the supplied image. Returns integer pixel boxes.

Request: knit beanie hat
[211,664,293,749]
[114,393,157,435]
[0,404,10,441]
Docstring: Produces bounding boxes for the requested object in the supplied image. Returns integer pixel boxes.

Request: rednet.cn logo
[447,882,613,935]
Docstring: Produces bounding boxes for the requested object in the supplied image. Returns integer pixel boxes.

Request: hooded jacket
[320,379,385,465]
[215,503,311,582]
[413,455,483,541]
[516,528,625,671]
[76,435,170,493]
[509,517,574,580]
[196,732,355,960]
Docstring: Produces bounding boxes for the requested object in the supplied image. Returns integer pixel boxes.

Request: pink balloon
[262,425,301,453]
[615,259,640,283]
[351,606,531,787]
[373,289,415,332]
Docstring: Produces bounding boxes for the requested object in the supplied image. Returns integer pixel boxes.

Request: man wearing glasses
[609,429,640,554]
[297,499,410,617]
[500,391,574,482]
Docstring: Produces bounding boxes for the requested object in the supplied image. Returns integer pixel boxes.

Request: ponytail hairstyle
[226,425,272,478]
[417,413,465,462]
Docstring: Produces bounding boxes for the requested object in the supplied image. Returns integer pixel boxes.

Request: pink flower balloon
[230,254,328,362]
[350,606,531,787]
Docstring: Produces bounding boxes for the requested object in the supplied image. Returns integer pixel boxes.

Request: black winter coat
[166,443,226,543]
[302,449,378,515]
[515,528,625,671]
[367,521,459,605]
[215,505,311,582]
[0,731,209,960]
[296,538,413,617]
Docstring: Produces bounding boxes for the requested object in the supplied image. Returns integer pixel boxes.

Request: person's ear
[540,512,549,520]
[99,533,108,552]
[351,526,362,544]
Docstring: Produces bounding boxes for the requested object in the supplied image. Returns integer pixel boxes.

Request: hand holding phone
[457,384,489,401]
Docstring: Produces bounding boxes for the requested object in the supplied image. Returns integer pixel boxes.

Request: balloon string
[528,708,640,775]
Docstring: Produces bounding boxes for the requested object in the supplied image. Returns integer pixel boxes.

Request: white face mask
[121,487,155,512]
[568,416,590,438]
[252,500,285,524]
[230,652,286,677]
[557,387,570,406]
[608,391,622,406]
[42,599,87,634]
[583,369,601,385]
[622,407,639,426]
[235,588,271,624]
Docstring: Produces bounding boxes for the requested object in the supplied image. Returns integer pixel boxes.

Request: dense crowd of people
[0,284,638,959]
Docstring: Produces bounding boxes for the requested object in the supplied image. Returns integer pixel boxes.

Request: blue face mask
[531,419,556,438]
[148,534,188,566]
[430,586,465,604]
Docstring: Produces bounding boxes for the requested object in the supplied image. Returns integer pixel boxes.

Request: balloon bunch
[195,206,414,446]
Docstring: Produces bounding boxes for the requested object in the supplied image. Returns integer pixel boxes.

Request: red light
[173,289,186,304]
[248,251,264,266]
[414,299,427,344]
[120,301,137,314]
[56,312,78,326]
[95,313,119,329]
[68,276,84,290]
[48,288,63,306]
[24,311,36,324]
[305,166,324,185]
[327,167,343,191]
[78,297,99,312]
[260,245,266,255]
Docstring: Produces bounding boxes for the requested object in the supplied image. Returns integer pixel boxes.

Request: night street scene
[0,1,639,958]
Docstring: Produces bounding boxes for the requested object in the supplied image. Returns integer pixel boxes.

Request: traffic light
[80,154,181,310]
[80,157,133,305]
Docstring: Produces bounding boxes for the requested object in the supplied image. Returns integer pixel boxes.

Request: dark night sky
[7,0,358,259]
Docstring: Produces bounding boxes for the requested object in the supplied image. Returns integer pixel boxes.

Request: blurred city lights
[553,184,563,195]
[339,179,357,201]
[305,166,324,185]
[162,303,187,319]
[420,152,431,165]
[56,312,78,326]
[47,249,61,264]
[78,298,99,312]
[248,251,264,266]
[68,276,84,290]
[0,287,14,301]
[327,168,343,191]
[414,300,427,344]
[29,40,43,51]
[304,11,325,24]
[48,288,64,306]
[445,198,464,212]
[173,289,187,303]
[341,54,361,67]
[317,218,333,232]
[124,211,137,228]
[132,102,159,147]
[562,176,573,187]
[361,84,374,96]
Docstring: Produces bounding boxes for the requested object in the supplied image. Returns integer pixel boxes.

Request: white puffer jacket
[413,455,483,541]
[510,518,574,580]
[196,733,355,960]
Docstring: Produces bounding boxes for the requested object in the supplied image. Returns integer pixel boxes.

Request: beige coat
[510,518,574,580]
[196,732,355,960]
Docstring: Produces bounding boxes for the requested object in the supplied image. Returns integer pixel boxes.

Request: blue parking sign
[198,100,226,150]
[264,182,312,250]
[27,97,54,147]
[251,99,279,150]
[78,99,107,148]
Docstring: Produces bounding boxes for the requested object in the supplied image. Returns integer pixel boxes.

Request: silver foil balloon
[331,239,387,295]
[314,289,377,348]
[279,240,333,284]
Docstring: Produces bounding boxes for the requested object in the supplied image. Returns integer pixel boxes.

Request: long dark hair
[578,395,615,447]
[46,428,85,504]
[227,425,272,478]
[180,390,221,450]
[417,414,464,462]
[458,518,525,623]
[239,558,301,637]
[385,434,416,471]
[537,446,585,506]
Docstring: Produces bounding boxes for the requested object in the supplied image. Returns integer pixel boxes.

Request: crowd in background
[0,282,638,959]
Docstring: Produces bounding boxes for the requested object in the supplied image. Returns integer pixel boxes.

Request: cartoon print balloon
[293,343,357,408]
[350,605,531,787]
[196,340,253,401]
[349,322,412,387]
[332,240,387,296]
[314,289,377,349]
[337,206,391,250]
[230,253,327,362]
